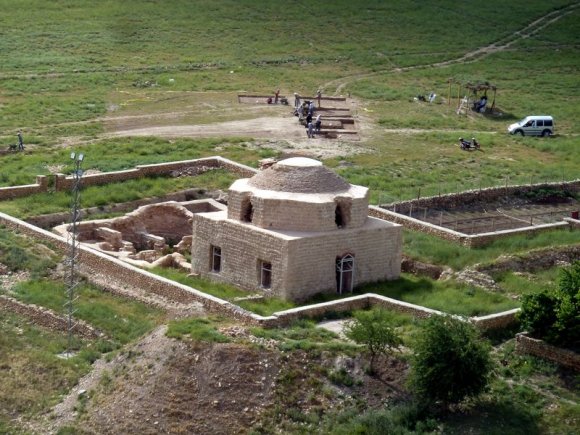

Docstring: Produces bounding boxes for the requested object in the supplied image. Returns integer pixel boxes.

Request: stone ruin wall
[384,180,580,214]
[0,156,258,201]
[371,200,575,249]
[516,333,580,370]
[1,208,523,332]
[0,176,48,200]
[0,156,524,331]
[27,188,215,229]
[0,294,102,339]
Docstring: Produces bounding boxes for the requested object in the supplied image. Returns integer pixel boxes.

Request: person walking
[17,130,24,151]
[316,89,322,108]
[294,93,301,109]
[315,114,322,133]
[307,122,314,138]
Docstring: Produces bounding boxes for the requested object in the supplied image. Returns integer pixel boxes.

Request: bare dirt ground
[28,325,407,434]
[103,95,364,159]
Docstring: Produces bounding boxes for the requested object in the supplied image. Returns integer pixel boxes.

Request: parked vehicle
[508,115,554,136]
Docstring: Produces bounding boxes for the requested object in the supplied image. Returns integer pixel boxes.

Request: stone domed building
[191,157,402,301]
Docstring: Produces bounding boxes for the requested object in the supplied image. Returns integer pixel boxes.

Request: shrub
[519,291,558,338]
[409,316,493,409]
[166,317,230,343]
[518,261,580,348]
[345,309,403,374]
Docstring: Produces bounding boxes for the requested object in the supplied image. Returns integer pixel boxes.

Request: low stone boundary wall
[54,156,257,191]
[466,222,571,248]
[370,206,466,244]
[261,295,372,326]
[564,217,580,229]
[264,294,471,327]
[471,309,520,331]
[0,156,257,201]
[27,188,215,229]
[383,180,580,214]
[0,176,48,200]
[1,210,520,332]
[370,205,573,248]
[0,295,102,339]
[515,333,580,370]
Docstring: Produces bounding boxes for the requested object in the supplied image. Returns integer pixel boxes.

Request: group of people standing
[293,91,322,138]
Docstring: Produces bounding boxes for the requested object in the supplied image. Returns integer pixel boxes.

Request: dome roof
[248,157,350,193]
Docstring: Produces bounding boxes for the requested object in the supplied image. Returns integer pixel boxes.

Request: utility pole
[64,152,85,357]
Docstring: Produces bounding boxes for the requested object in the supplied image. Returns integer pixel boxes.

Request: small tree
[519,261,580,348]
[409,315,493,409]
[519,290,558,339]
[344,309,403,374]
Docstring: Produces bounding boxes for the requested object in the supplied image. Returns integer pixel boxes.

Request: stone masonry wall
[370,206,573,248]
[191,214,288,294]
[466,222,571,248]
[384,180,580,214]
[0,176,48,200]
[0,294,102,339]
[516,333,580,370]
[0,210,518,330]
[370,206,466,244]
[55,156,257,191]
[471,309,520,331]
[0,156,257,200]
[284,219,402,301]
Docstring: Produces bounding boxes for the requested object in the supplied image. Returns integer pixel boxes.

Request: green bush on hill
[519,261,580,349]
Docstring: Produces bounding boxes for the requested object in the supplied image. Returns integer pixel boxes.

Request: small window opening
[335,204,343,228]
[334,199,351,229]
[260,261,272,288]
[241,197,253,223]
[211,245,222,272]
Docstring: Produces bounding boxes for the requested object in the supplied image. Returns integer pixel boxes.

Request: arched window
[336,254,355,294]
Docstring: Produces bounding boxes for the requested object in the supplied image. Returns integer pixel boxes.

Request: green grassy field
[0,1,578,433]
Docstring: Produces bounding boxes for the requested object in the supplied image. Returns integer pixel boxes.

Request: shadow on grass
[443,399,541,435]
[483,107,518,122]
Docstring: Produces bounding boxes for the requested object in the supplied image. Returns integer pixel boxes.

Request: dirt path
[322,4,580,95]
[106,116,305,140]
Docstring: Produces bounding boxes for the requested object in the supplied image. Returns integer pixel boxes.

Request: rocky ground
[26,324,407,435]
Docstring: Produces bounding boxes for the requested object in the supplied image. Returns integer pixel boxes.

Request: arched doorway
[336,254,354,294]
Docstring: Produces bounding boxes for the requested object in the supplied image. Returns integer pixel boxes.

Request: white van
[508,115,554,136]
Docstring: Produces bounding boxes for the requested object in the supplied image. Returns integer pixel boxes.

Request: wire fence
[374,176,579,235]
[374,175,580,206]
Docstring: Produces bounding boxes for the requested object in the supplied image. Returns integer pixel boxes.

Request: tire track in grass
[324,3,580,95]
